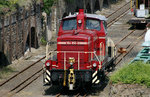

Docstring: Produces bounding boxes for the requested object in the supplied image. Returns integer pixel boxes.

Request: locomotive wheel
[107,61,115,72]
[100,70,106,82]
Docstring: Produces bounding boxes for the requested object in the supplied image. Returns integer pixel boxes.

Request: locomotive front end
[50,34,93,90]
[43,9,115,90]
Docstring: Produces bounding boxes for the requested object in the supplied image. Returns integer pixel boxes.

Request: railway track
[114,30,146,65]
[0,49,56,97]
[48,1,137,97]
[0,1,144,97]
[0,58,44,97]
[106,1,132,26]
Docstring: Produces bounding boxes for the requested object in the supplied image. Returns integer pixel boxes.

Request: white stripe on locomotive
[45,70,51,83]
[95,80,100,84]
[92,70,97,77]
[92,71,100,84]
[92,76,98,83]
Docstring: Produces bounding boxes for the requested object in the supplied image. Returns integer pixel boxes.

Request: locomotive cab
[44,9,115,90]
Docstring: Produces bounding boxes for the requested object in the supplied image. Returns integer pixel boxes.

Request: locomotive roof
[64,13,107,21]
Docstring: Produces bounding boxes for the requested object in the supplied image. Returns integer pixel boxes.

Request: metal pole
[131,0,132,11]
[78,53,80,70]
[64,52,66,70]
[148,0,149,9]
[136,0,138,9]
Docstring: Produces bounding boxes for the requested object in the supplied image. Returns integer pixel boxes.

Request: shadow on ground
[44,77,109,96]
[128,24,146,30]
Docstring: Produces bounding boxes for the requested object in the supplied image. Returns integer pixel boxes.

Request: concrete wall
[0,4,42,64]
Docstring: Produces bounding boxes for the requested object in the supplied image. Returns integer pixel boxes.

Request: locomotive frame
[43,9,116,90]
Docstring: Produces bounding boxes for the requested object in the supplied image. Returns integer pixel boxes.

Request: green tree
[43,0,55,14]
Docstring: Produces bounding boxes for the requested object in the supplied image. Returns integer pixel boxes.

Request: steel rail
[0,56,45,87]
[114,30,136,46]
[0,0,131,89]
[0,1,136,97]
[0,49,57,88]
[74,93,80,97]
[53,1,136,97]
[3,72,43,97]
[10,69,42,92]
[115,31,145,65]
[55,93,61,97]
[83,94,87,97]
[107,1,133,27]
[0,50,56,97]
[106,1,131,18]
[105,30,145,77]
[107,10,130,27]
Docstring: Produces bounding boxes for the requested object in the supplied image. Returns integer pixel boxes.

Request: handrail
[47,50,101,70]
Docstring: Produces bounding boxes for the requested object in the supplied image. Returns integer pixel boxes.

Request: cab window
[103,21,107,33]
[62,19,77,30]
[86,19,100,30]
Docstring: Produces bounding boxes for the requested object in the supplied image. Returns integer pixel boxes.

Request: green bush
[43,0,55,14]
[40,37,47,45]
[110,62,150,87]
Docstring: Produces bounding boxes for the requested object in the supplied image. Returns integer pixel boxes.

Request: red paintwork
[46,9,107,70]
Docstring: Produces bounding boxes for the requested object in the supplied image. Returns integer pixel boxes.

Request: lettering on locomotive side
[58,41,90,45]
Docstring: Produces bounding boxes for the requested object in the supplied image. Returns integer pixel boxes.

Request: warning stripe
[45,70,51,84]
[92,71,100,84]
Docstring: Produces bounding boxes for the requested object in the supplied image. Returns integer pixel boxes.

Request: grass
[110,62,150,87]
[0,66,15,79]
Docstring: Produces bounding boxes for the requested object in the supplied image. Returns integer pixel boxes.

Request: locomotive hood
[57,30,97,45]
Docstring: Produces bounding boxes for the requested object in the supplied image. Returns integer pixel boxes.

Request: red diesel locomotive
[44,9,115,90]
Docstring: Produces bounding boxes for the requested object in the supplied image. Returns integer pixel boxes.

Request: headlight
[46,62,50,66]
[93,63,97,67]
[78,19,82,24]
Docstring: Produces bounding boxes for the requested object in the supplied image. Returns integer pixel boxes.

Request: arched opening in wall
[86,3,91,13]
[103,0,109,8]
[31,27,38,49]
[0,51,9,66]
[25,27,39,51]
[62,13,68,18]
[94,0,100,12]
[111,0,117,3]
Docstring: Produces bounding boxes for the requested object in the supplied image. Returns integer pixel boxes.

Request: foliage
[110,62,150,87]
[40,37,47,45]
[0,0,19,14]
[43,0,55,15]
[0,66,15,79]
[0,0,40,15]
